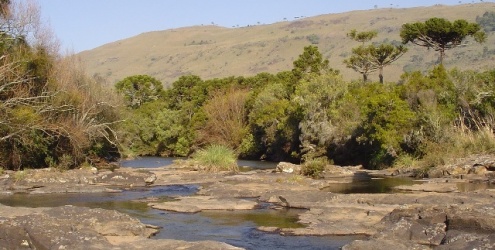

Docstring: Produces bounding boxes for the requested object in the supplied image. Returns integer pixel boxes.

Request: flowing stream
[0,157,443,249]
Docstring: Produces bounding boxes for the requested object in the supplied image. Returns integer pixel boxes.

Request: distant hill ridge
[78,3,495,86]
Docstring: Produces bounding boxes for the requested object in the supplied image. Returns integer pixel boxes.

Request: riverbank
[0,156,494,249]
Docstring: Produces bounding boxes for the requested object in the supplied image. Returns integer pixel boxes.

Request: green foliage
[56,154,74,171]
[400,17,486,64]
[353,83,416,169]
[0,2,120,170]
[301,157,328,178]
[294,73,348,160]
[399,65,457,150]
[119,100,191,156]
[368,44,408,83]
[238,133,257,158]
[191,144,238,172]
[345,30,407,83]
[292,45,335,81]
[347,29,378,44]
[115,75,164,109]
[248,83,301,161]
[344,45,376,82]
[113,41,495,172]
[164,75,205,110]
[13,170,27,183]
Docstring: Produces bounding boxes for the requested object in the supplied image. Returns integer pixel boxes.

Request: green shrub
[192,144,238,172]
[14,170,27,183]
[393,154,419,169]
[56,154,73,171]
[301,157,328,178]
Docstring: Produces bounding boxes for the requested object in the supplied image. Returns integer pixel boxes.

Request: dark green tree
[368,44,408,83]
[344,45,376,82]
[400,17,486,64]
[115,75,163,109]
[347,29,378,44]
[292,45,331,80]
[164,75,204,111]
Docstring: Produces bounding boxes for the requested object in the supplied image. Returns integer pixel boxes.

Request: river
[1,157,421,250]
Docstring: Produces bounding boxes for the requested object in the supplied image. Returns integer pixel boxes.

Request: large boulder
[275,162,301,174]
[344,203,495,249]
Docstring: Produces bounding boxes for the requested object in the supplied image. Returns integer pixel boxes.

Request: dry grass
[79,3,495,87]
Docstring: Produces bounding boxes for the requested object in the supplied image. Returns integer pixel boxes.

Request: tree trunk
[363,73,368,82]
[439,49,445,65]
[379,67,384,84]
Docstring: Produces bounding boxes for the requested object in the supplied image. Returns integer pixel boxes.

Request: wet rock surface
[0,204,156,249]
[150,196,258,213]
[0,167,158,195]
[0,204,242,250]
[0,156,494,249]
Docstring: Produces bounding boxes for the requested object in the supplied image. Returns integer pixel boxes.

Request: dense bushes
[115,48,495,171]
[0,2,121,170]
[116,44,495,170]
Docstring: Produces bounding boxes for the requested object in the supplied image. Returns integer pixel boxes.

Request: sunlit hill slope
[78,3,495,86]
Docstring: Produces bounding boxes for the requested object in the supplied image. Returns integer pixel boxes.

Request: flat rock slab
[150,196,258,213]
[0,204,244,250]
[284,204,397,236]
[394,182,459,193]
[0,205,157,249]
[110,238,244,250]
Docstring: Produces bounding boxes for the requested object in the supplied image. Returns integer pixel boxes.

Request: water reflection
[119,157,177,168]
[321,176,415,194]
[200,208,306,228]
[145,209,361,250]
[456,181,494,192]
[119,157,279,170]
[0,183,360,250]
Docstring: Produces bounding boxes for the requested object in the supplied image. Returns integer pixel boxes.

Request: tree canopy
[347,29,378,44]
[292,45,332,80]
[368,44,408,83]
[400,17,486,64]
[344,30,407,83]
[115,75,164,109]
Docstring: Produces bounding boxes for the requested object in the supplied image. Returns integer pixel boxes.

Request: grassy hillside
[79,3,495,86]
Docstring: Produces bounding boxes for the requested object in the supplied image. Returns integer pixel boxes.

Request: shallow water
[3,157,492,249]
[456,181,495,192]
[119,157,279,170]
[321,174,416,194]
[0,182,360,250]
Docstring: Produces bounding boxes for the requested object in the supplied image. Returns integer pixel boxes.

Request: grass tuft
[192,144,238,172]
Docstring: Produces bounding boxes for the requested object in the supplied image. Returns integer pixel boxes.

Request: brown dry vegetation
[79,3,495,86]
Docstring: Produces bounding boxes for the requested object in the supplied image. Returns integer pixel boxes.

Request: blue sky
[37,0,492,52]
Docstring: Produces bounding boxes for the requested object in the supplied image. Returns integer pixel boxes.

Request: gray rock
[275,162,301,174]
[145,173,157,185]
[150,196,258,213]
[0,205,243,249]
[342,238,430,250]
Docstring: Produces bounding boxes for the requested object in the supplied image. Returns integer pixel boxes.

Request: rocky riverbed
[0,155,494,249]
